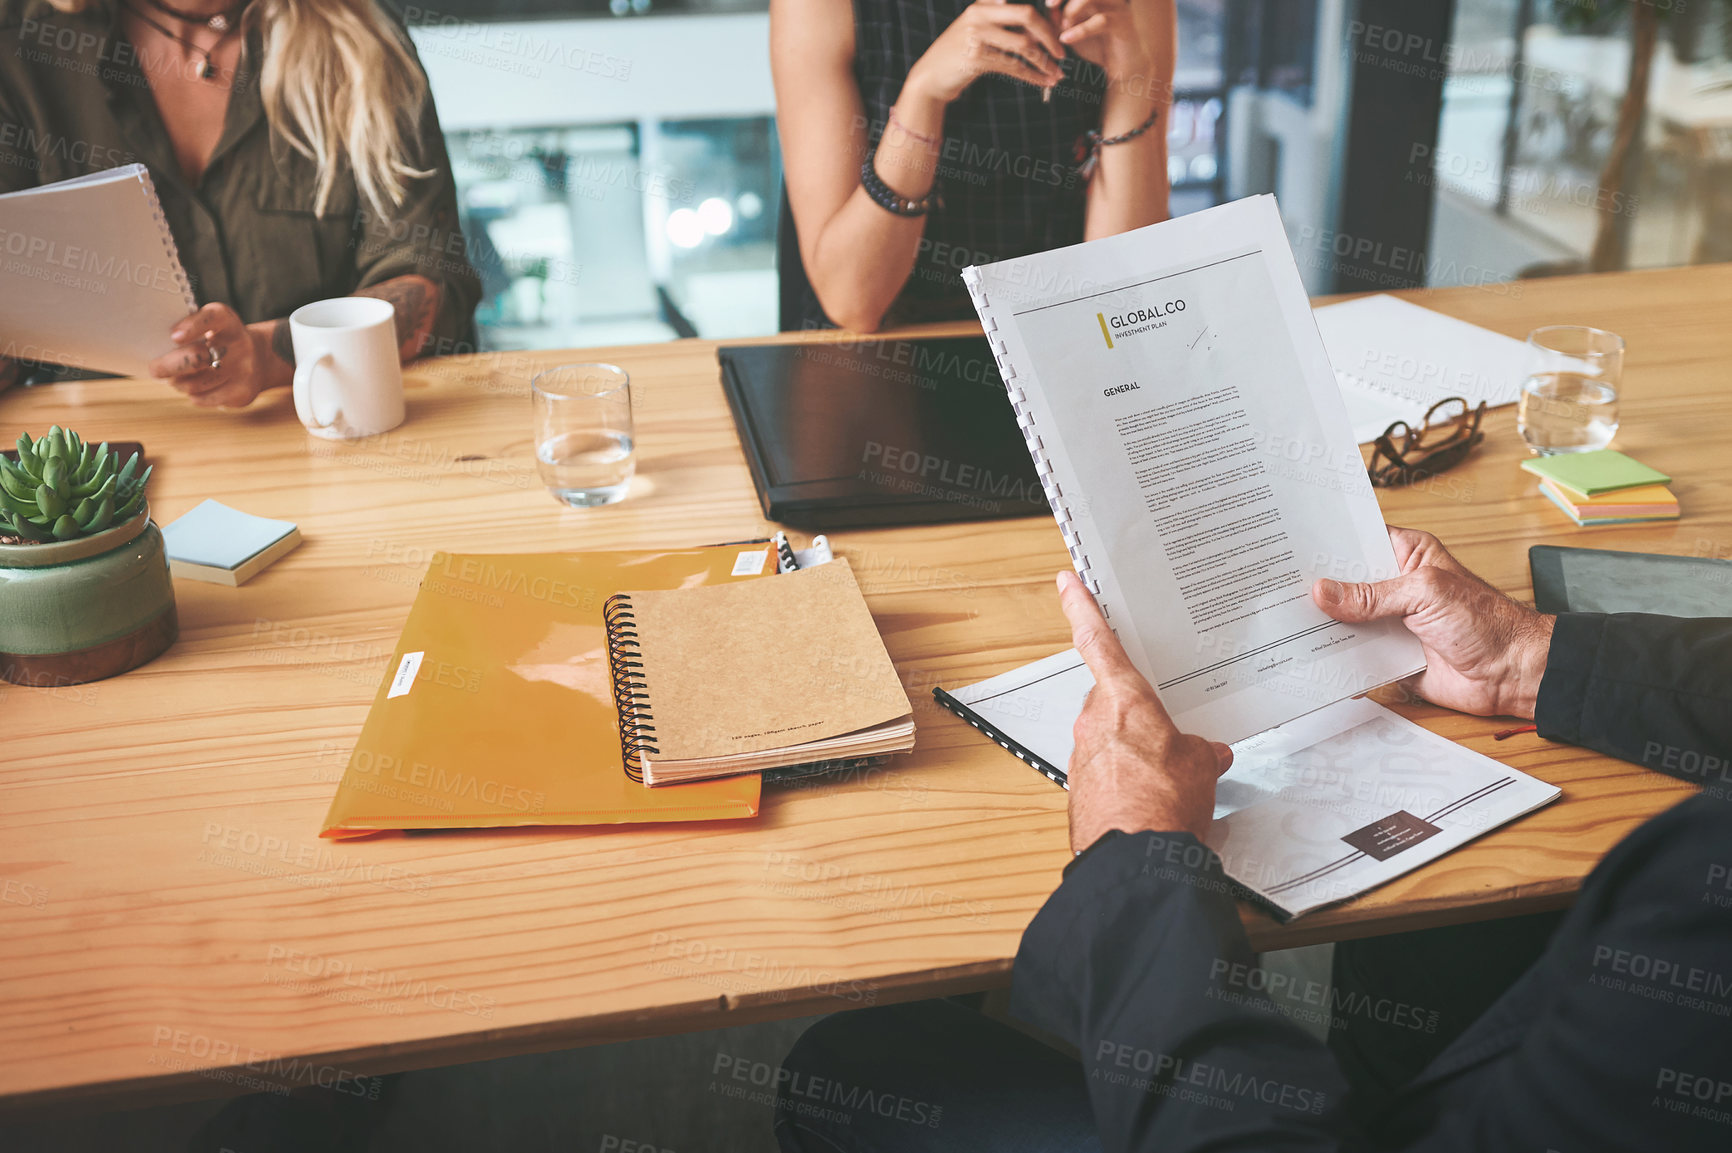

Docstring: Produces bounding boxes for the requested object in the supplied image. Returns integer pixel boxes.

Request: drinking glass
[1517,326,1624,455]
[532,364,635,506]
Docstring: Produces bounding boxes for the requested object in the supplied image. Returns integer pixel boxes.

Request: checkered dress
[799,0,1104,328]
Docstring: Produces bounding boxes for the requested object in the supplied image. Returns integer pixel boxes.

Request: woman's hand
[902,0,1069,107]
[1049,0,1151,84]
[1058,570,1234,850]
[149,303,274,409]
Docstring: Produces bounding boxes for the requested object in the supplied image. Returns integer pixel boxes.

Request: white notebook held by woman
[0,165,196,378]
[963,195,1424,746]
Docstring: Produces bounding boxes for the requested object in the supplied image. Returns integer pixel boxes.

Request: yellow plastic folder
[320,545,771,838]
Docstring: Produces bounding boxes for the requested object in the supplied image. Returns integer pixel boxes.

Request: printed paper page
[1207,698,1560,918]
[966,196,1424,744]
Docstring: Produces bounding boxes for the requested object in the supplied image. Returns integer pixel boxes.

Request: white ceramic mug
[290,297,404,439]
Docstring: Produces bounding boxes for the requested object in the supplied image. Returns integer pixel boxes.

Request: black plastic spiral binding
[602,593,658,782]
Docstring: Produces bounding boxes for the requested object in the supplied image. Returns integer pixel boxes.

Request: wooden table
[3,265,1721,1110]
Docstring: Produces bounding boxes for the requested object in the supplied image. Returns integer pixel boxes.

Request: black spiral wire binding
[603,593,658,783]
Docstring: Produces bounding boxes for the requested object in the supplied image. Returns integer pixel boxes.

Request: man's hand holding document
[965,195,1425,744]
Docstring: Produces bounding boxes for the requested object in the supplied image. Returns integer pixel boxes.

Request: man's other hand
[1057,570,1232,852]
[1312,526,1554,719]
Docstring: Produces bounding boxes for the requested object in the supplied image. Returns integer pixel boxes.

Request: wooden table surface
[2,265,1721,1109]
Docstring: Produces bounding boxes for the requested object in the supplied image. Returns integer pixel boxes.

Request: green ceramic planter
[0,507,178,686]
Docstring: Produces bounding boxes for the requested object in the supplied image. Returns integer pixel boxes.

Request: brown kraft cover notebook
[604,558,915,785]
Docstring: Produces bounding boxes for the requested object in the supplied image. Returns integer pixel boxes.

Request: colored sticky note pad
[1521,450,1670,500]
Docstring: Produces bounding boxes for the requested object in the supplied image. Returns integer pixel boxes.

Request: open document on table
[933,653,1560,920]
[964,196,1425,744]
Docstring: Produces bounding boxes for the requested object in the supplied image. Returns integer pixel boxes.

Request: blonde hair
[57,0,430,217]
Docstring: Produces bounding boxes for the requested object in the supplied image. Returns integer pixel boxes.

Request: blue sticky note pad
[162,500,298,570]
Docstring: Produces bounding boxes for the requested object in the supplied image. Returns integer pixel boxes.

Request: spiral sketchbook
[605,557,915,786]
[962,195,1425,747]
[936,651,1560,919]
[320,545,773,837]
[0,165,196,378]
[1312,294,1531,444]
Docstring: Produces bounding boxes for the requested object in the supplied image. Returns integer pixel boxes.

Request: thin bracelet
[861,151,939,217]
[887,108,941,152]
[1075,107,1161,180]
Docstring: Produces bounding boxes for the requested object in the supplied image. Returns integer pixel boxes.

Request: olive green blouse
[0,0,481,352]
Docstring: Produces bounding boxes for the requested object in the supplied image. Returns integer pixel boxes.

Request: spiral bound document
[963,195,1424,746]
[935,653,1559,919]
[0,165,197,378]
[603,558,915,786]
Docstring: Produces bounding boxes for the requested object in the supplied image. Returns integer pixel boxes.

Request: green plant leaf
[71,455,113,498]
[2,512,51,541]
[0,460,35,502]
[35,483,65,520]
[43,457,69,498]
[114,467,151,520]
[12,449,41,485]
[49,514,81,540]
[0,486,37,519]
[84,493,114,534]
[117,452,140,489]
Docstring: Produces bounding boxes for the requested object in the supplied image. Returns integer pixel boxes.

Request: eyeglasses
[1368,397,1486,488]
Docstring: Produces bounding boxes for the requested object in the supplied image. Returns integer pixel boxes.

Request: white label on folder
[388,651,425,698]
[732,549,767,576]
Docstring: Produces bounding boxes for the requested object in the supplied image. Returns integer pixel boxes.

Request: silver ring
[206,343,224,371]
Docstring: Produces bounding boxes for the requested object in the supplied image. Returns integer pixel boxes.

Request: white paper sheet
[0,165,196,378]
[965,196,1425,746]
[1312,293,1532,444]
[945,653,1560,919]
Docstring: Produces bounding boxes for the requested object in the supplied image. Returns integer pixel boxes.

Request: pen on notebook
[1042,0,1062,103]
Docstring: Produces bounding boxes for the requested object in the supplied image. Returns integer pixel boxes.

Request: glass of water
[532,364,636,506]
[1517,326,1624,455]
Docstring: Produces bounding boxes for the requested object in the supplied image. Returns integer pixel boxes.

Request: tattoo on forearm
[358,277,441,359]
[269,320,296,368]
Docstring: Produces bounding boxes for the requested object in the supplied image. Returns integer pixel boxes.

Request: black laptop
[716,336,1049,528]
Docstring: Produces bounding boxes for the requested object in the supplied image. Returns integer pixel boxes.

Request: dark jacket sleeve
[1535,613,1732,785]
[1010,831,1352,1152]
[1397,794,1732,1152]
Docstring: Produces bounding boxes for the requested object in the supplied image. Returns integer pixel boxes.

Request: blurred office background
[412,0,1732,350]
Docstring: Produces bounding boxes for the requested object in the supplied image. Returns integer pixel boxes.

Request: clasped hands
[1059,527,1557,853]
[905,0,1150,107]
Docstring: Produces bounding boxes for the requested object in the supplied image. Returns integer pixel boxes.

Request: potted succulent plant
[0,427,177,686]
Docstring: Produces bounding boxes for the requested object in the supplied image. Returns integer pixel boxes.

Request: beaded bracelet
[1075,107,1161,180]
[860,152,940,217]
